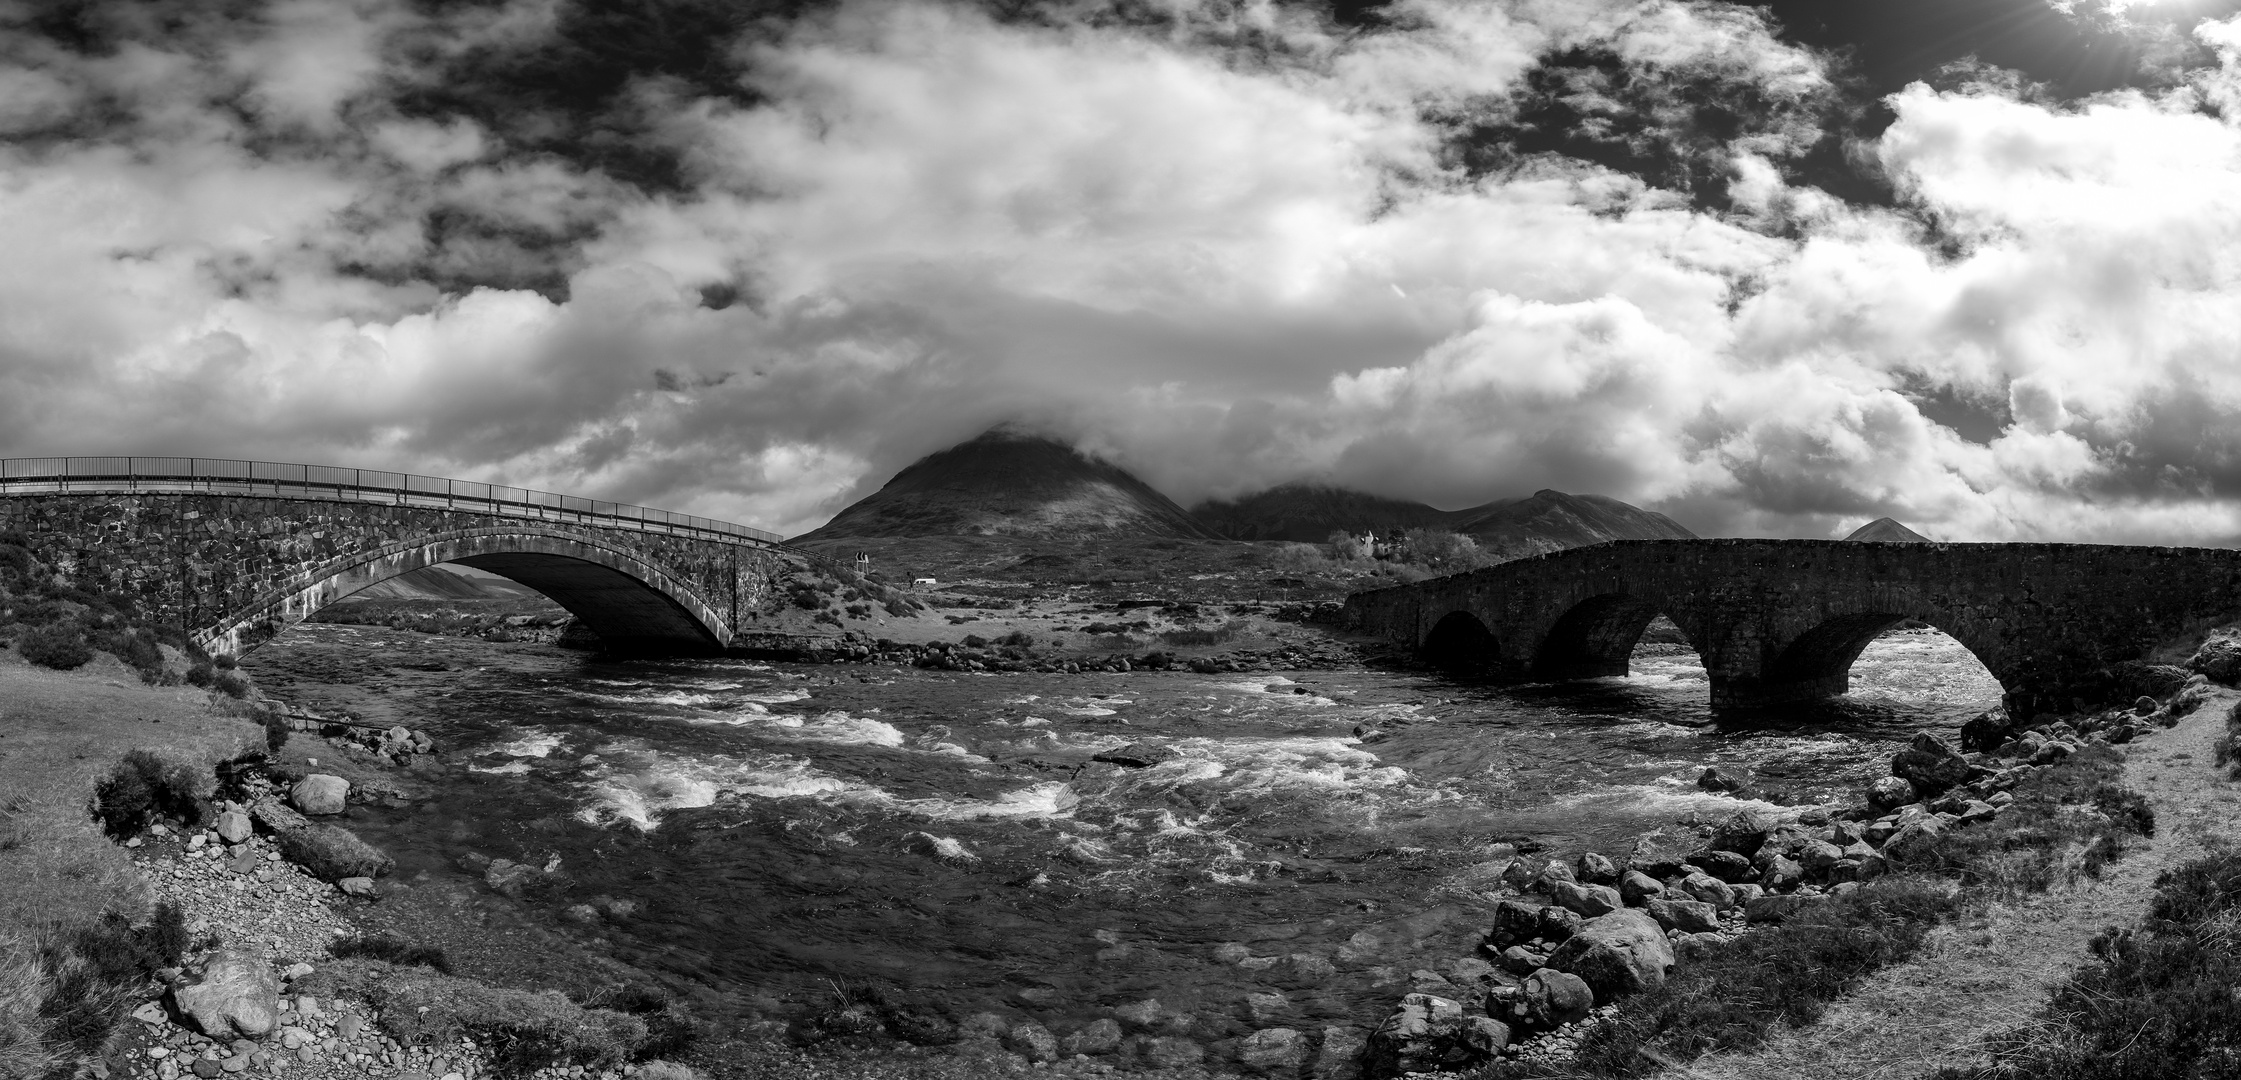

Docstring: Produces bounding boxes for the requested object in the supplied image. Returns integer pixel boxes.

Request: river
[242,623,2000,1054]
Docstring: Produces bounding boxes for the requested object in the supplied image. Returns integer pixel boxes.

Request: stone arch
[202,527,730,657]
[1761,611,2004,703]
[1422,610,1502,674]
[1532,593,1692,681]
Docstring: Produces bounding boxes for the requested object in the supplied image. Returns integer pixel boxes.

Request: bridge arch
[1422,610,1502,674]
[1531,593,1696,681]
[206,527,731,657]
[1750,610,2007,707]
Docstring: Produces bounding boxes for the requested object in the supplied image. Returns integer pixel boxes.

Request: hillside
[795,429,1219,542]
[1845,517,1934,542]
[1190,483,1454,542]
[1451,489,1697,558]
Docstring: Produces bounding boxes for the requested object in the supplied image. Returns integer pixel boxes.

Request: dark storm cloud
[10,0,2241,542]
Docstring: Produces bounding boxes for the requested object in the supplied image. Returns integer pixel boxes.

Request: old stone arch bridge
[1342,538,2241,719]
[0,457,809,657]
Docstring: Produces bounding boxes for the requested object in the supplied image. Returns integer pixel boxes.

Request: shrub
[213,671,252,699]
[90,751,211,836]
[1159,620,1247,647]
[329,934,452,974]
[262,710,291,754]
[213,653,238,670]
[960,634,989,648]
[96,626,165,683]
[185,659,215,688]
[17,623,92,670]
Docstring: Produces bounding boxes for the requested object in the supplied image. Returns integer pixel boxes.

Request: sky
[9,0,2241,542]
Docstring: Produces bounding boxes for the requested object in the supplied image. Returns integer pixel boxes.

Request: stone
[1532,861,1578,892]
[337,877,377,897]
[1959,708,2016,752]
[1246,992,1290,1024]
[1136,1036,1203,1068]
[1576,851,1619,885]
[1551,881,1622,918]
[133,1001,168,1025]
[2030,741,2076,766]
[289,775,349,816]
[1645,898,1719,934]
[1674,932,1725,961]
[173,952,281,1038]
[1537,906,1584,943]
[1365,995,1508,1077]
[1696,850,1756,883]
[337,1015,363,1040]
[1003,1022,1058,1062]
[1696,766,1749,794]
[1091,743,1179,769]
[1758,855,1804,891]
[960,1012,1012,1039]
[1497,945,1544,976]
[1521,968,1593,1029]
[1676,872,1736,910]
[1114,999,1162,1029]
[2190,637,2241,685]
[1488,901,1542,948]
[1867,775,1918,811]
[1798,839,1845,871]
[1618,870,1664,906]
[1708,808,1778,860]
[191,1057,222,1079]
[1237,1028,1308,1076]
[1892,733,1971,796]
[213,811,252,845]
[1314,1027,1366,1080]
[1959,800,1998,824]
[1882,818,1947,863]
[1627,826,1704,877]
[482,858,545,897]
[275,825,393,882]
[1546,909,1674,1000]
[1059,1019,1122,1056]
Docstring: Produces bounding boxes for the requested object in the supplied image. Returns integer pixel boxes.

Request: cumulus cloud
[9,0,2241,543]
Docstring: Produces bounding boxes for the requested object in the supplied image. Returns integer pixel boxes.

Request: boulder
[1532,861,1578,892]
[1890,734,1969,797]
[1521,968,1593,1029]
[1626,826,1704,878]
[1576,851,1619,885]
[1866,776,1918,814]
[1881,819,1947,864]
[1546,909,1674,1000]
[1537,906,1584,943]
[275,825,393,882]
[336,877,378,897]
[1708,809,1777,859]
[1488,901,1542,948]
[1674,932,1726,962]
[1617,870,1664,906]
[1314,1027,1367,1080]
[1757,855,1804,891]
[2190,637,2241,685]
[1696,767,1750,794]
[1060,1019,1123,1056]
[1696,850,1756,884]
[1645,898,1719,935]
[1092,743,1180,769]
[249,798,310,835]
[213,810,253,845]
[172,951,280,1038]
[1497,945,1545,976]
[1676,872,1736,910]
[289,775,350,816]
[1550,881,1622,918]
[1364,994,1485,1077]
[1798,839,1845,872]
[1959,708,2016,753]
[1237,1028,1308,1076]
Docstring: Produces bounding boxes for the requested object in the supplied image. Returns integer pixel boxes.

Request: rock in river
[1092,742,1179,768]
[289,774,349,816]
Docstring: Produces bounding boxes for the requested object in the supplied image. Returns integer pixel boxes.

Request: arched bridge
[0,457,810,657]
[1342,539,2241,719]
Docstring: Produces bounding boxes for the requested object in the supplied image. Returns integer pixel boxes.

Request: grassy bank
[1482,737,2159,1080]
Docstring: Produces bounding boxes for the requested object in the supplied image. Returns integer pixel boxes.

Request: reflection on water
[245,625,1999,1040]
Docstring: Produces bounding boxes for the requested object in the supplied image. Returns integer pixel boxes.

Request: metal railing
[0,456,791,548]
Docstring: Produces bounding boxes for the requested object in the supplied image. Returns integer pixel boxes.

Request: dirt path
[1687,690,2241,1080]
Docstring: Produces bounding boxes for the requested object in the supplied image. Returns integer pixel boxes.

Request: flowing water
[243,624,2000,1046]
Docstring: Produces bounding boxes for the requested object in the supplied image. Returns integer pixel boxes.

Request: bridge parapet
[1344,538,2241,718]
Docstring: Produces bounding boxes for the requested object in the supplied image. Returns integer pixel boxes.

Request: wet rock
[1497,946,1545,976]
[1521,968,1593,1029]
[961,1013,1013,1040]
[1092,743,1179,769]
[1551,881,1622,918]
[173,952,280,1038]
[248,798,309,835]
[1060,1019,1122,1056]
[1365,995,1508,1078]
[1618,870,1664,906]
[1114,1000,1163,1030]
[1576,851,1619,885]
[1313,1027,1367,1080]
[1798,839,1845,872]
[1132,1036,1204,1068]
[1238,1028,1309,1076]
[1866,776,1918,814]
[1626,826,1704,878]
[1891,733,1970,798]
[274,825,393,883]
[1532,861,1578,893]
[336,877,377,897]
[1645,897,1719,934]
[1003,1022,1058,1063]
[1488,901,1542,948]
[1696,767,1750,795]
[288,775,349,816]
[1547,909,1674,1000]
[1696,850,1756,884]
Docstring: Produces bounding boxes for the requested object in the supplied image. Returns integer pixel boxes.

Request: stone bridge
[0,458,809,657]
[1342,539,2241,718]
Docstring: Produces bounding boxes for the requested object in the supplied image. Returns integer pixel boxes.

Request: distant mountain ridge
[795,429,1219,542]
[1845,517,1933,542]
[1190,482,1695,555]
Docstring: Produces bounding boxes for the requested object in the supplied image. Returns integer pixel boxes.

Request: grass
[1479,745,2159,1080]
[330,933,454,974]
[1926,850,2241,1079]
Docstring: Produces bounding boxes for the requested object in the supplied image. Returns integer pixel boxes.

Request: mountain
[795,428,1221,542]
[1844,517,1933,542]
[1449,489,1697,557]
[1191,482,1697,556]
[345,565,541,601]
[1191,483,1454,542]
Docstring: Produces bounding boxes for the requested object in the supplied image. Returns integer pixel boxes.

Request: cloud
[10,0,2241,543]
